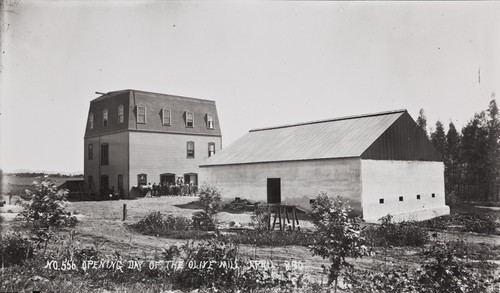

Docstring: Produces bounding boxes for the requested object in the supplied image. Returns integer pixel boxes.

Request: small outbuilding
[200,109,449,222]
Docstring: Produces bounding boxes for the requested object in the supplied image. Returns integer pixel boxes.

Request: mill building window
[103,109,108,126]
[137,106,146,124]
[186,112,194,127]
[207,114,214,129]
[118,105,124,124]
[88,144,93,160]
[208,142,215,157]
[101,143,109,166]
[162,109,171,125]
[89,113,94,129]
[138,174,147,186]
[187,141,195,158]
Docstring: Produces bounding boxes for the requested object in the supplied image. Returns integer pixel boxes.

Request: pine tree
[461,112,489,201]
[445,122,461,200]
[417,108,428,138]
[486,99,500,201]
[430,121,446,157]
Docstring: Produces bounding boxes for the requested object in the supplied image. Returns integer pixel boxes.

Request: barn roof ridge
[249,109,408,132]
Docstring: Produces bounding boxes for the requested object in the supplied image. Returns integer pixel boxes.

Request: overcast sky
[1,1,499,173]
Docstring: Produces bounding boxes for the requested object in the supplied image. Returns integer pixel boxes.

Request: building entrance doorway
[160,173,176,185]
[184,173,198,185]
[267,178,281,204]
[100,175,109,197]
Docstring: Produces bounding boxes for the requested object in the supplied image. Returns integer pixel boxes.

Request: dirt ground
[1,194,499,291]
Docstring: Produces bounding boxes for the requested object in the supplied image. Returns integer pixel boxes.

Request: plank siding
[84,132,129,196]
[361,112,443,162]
[128,132,222,188]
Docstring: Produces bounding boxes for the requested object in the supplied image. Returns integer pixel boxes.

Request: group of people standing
[141,180,198,197]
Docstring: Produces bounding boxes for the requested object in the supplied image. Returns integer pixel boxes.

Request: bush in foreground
[0,232,34,267]
[129,211,192,236]
[363,214,429,247]
[309,193,369,289]
[421,211,498,235]
[346,240,493,292]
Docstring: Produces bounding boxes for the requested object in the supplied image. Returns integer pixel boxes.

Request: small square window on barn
[399,196,404,202]
[432,193,436,198]
[417,194,421,200]
[379,198,384,204]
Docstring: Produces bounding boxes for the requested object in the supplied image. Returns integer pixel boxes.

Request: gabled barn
[200,109,449,222]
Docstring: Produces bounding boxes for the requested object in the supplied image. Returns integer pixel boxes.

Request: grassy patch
[420,210,499,235]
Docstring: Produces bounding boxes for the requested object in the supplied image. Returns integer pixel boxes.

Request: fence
[449,183,500,203]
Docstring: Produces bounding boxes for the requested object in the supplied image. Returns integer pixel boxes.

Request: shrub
[418,241,491,292]
[173,238,239,290]
[251,204,271,231]
[0,233,34,267]
[18,177,78,229]
[220,230,317,247]
[345,241,493,293]
[130,211,192,236]
[197,184,222,216]
[364,214,429,247]
[421,211,498,235]
[460,212,497,234]
[191,211,216,231]
[309,193,369,289]
[194,184,223,231]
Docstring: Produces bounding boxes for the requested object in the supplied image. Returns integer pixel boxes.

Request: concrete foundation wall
[361,159,449,222]
[129,132,222,189]
[199,158,362,213]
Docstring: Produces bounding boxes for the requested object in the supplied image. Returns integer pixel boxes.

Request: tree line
[418,98,500,203]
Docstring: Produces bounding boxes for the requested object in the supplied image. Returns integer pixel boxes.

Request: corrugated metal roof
[201,109,406,166]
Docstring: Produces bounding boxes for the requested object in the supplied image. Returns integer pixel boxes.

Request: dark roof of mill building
[201,109,443,166]
[85,89,221,138]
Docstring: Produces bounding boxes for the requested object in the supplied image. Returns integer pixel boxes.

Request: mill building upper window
[207,114,214,129]
[101,143,109,166]
[186,112,194,127]
[137,106,146,124]
[208,142,215,157]
[103,109,109,126]
[162,109,171,125]
[89,113,94,129]
[118,105,124,124]
[88,144,93,160]
[187,141,195,158]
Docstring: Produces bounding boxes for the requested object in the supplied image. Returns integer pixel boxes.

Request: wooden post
[122,204,127,221]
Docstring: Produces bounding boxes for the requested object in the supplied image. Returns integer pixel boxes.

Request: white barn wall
[200,158,363,213]
[361,159,449,222]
